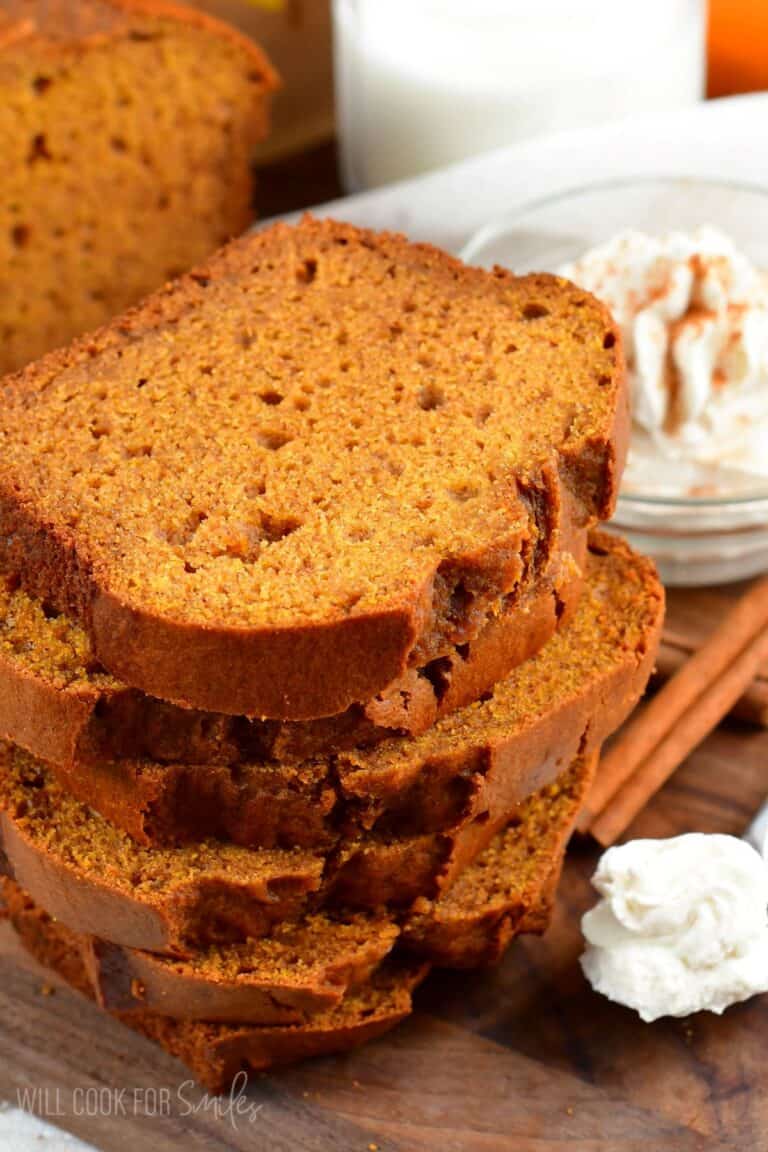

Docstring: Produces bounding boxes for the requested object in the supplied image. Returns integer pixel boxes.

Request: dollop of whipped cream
[580,834,768,1022]
[560,227,768,490]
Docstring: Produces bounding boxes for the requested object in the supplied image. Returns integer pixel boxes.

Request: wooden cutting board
[0,591,767,1151]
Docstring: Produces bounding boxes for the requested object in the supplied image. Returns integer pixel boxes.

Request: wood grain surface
[0,588,766,1151]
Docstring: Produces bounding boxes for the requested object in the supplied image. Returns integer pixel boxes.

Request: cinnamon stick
[656,638,768,727]
[590,619,768,846]
[577,574,768,837]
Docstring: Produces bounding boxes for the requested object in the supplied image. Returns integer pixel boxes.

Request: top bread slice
[0,0,278,375]
[0,217,627,718]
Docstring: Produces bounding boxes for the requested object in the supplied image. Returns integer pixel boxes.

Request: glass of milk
[333,0,707,192]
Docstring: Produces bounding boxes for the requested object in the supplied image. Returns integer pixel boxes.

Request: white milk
[334,0,707,191]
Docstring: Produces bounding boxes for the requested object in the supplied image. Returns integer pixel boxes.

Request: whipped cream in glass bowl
[461,179,768,584]
[561,226,768,493]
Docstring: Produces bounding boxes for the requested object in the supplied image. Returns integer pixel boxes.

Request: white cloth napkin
[279,93,768,258]
[0,1106,99,1151]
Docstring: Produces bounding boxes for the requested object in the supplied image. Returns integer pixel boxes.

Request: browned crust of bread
[27,574,593,851]
[89,0,279,90]
[0,533,586,783]
[0,219,627,719]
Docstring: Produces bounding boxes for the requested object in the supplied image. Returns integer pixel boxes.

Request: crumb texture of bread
[0,0,277,375]
[0,217,627,717]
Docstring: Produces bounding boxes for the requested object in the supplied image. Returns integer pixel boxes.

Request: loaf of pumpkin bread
[0,0,277,374]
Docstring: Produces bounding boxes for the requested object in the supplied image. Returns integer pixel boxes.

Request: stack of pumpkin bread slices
[0,218,663,1092]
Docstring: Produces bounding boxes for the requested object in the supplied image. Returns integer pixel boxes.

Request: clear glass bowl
[461,177,768,585]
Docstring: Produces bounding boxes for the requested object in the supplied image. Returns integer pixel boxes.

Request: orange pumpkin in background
[708,0,768,96]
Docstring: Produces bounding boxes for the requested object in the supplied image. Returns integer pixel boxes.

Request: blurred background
[189,0,768,211]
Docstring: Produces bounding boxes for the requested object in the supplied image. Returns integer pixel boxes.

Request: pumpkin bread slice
[0,216,627,718]
[83,911,401,1026]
